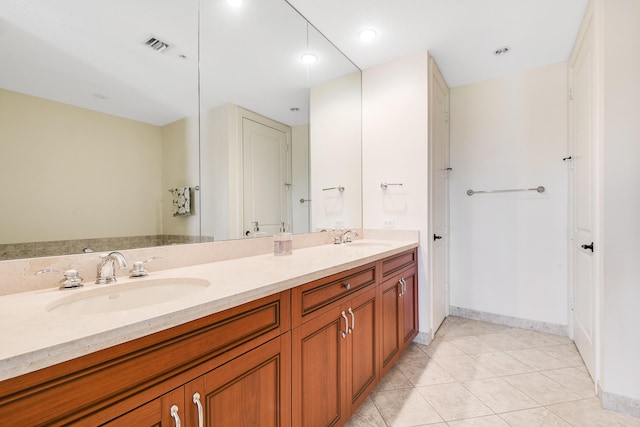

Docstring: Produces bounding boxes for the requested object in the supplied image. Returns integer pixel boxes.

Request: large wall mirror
[0,0,362,260]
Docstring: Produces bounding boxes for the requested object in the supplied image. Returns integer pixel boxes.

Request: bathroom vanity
[0,238,418,426]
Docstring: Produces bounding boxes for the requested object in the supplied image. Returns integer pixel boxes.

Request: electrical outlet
[383,219,394,228]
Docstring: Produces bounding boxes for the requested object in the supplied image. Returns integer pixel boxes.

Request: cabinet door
[347,287,378,413]
[380,274,402,375]
[292,305,348,427]
[101,387,184,427]
[190,334,291,427]
[400,267,419,348]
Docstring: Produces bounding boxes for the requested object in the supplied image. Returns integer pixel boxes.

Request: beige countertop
[0,237,418,382]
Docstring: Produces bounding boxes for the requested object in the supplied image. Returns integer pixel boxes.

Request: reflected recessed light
[226,0,242,7]
[494,46,511,55]
[358,29,377,42]
[301,53,318,64]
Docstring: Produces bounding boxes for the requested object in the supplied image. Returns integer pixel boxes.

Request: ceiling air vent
[144,36,170,52]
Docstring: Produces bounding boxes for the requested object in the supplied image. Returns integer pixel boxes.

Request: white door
[242,117,291,237]
[569,17,597,379]
[429,56,450,338]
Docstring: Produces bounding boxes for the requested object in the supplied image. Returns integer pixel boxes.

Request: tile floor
[345,316,640,427]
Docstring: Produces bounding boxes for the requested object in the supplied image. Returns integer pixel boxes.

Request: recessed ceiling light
[358,29,377,42]
[301,53,318,65]
[494,46,511,55]
[226,0,242,7]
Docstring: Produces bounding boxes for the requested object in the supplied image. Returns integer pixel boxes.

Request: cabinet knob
[343,283,351,290]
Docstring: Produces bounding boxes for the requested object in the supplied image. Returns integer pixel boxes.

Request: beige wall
[161,114,200,238]
[0,89,163,244]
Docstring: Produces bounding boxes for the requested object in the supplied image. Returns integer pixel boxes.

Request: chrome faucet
[341,229,359,243]
[96,252,128,284]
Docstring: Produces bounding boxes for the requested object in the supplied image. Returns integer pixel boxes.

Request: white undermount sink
[46,277,210,315]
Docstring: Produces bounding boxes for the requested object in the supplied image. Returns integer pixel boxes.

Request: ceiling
[287,0,590,88]
[0,0,589,127]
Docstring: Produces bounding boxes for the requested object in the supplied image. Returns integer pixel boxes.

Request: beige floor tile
[470,352,536,376]
[447,415,510,426]
[438,320,506,338]
[502,372,582,405]
[462,377,540,413]
[419,337,467,359]
[548,397,640,426]
[504,329,571,347]
[433,354,496,382]
[396,352,456,386]
[474,332,531,351]
[505,348,571,371]
[448,335,500,355]
[344,397,386,427]
[540,367,596,398]
[371,387,444,426]
[376,365,413,391]
[537,343,586,366]
[498,407,571,426]
[416,382,493,421]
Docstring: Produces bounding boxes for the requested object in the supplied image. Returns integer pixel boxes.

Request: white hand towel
[171,187,192,216]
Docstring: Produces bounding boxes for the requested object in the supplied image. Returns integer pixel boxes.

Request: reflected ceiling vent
[144,36,170,52]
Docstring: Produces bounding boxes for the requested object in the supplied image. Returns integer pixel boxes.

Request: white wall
[362,52,431,334]
[310,72,362,231]
[449,63,569,326]
[600,0,640,405]
[292,124,310,234]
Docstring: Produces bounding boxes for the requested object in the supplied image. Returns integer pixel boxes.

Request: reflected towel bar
[467,186,545,196]
[168,186,200,193]
[322,186,344,192]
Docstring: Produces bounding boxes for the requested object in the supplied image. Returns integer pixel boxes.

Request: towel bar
[467,186,545,196]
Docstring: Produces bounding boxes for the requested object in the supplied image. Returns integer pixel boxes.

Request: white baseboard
[449,306,568,336]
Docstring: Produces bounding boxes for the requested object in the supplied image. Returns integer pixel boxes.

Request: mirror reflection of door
[242,116,292,238]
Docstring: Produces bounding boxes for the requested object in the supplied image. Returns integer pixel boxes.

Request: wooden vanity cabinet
[0,247,418,426]
[291,263,379,427]
[379,249,419,376]
[0,291,290,426]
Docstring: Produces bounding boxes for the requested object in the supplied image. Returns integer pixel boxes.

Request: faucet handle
[36,269,84,290]
[130,256,161,278]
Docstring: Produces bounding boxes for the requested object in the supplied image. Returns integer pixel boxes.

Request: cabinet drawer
[381,249,416,278]
[293,263,376,323]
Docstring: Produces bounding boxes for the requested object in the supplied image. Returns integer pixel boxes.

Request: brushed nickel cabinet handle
[170,404,181,427]
[340,311,349,338]
[193,392,204,427]
[348,307,355,333]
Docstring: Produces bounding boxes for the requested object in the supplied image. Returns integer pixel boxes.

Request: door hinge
[569,88,575,101]
[444,111,450,123]
[570,297,575,311]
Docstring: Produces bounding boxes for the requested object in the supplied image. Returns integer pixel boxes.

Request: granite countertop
[0,237,418,382]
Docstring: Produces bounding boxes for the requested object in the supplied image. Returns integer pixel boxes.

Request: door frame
[230,107,292,239]
[567,0,601,390]
[427,54,451,339]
